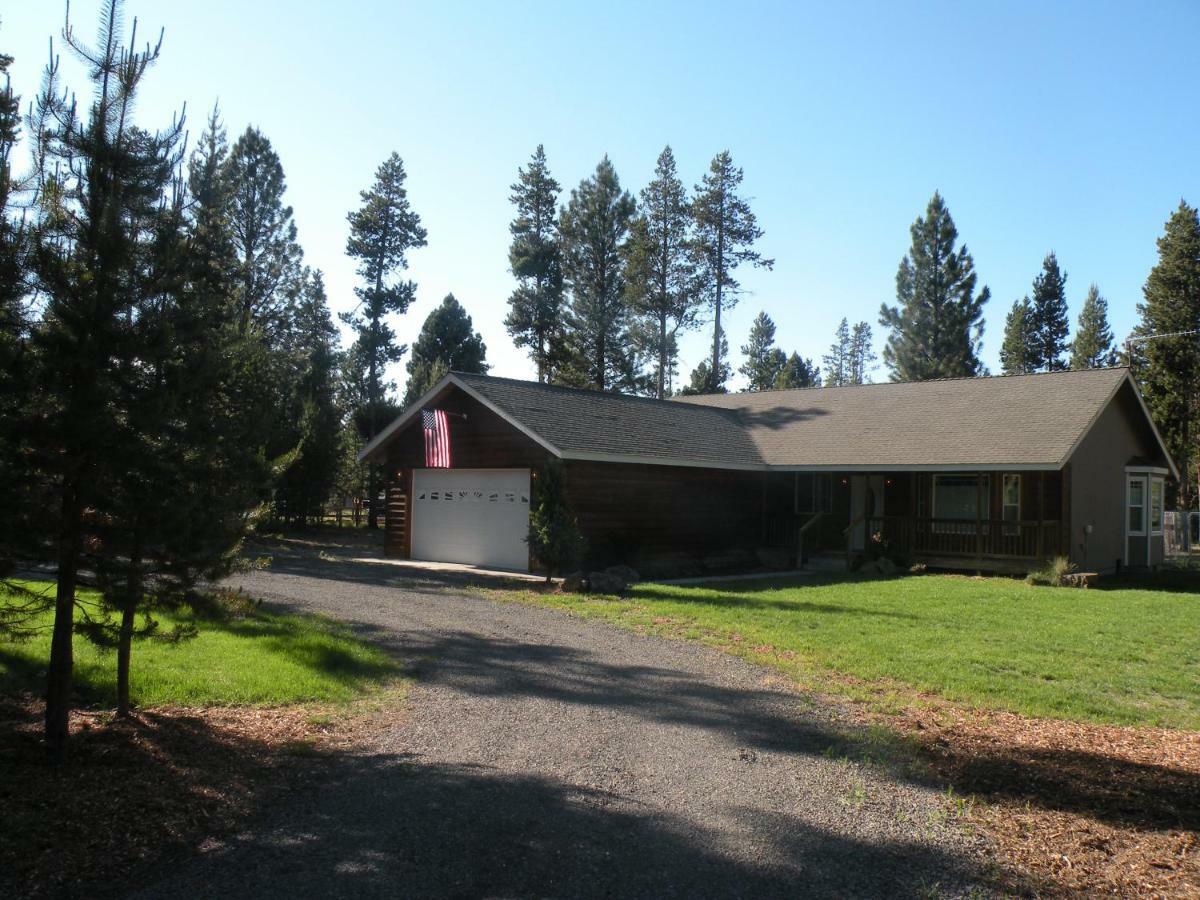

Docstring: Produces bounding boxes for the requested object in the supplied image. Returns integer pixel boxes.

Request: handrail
[842,512,868,536]
[796,511,825,569]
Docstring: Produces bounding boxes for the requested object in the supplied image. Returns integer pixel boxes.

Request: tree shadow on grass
[630,584,920,619]
[137,754,992,899]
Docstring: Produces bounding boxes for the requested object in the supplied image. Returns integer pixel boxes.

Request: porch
[763,469,1067,572]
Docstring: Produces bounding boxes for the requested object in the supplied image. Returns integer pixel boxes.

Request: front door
[849,475,885,551]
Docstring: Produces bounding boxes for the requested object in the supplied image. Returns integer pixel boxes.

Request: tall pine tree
[625,146,702,399]
[692,151,773,392]
[739,311,787,391]
[558,156,637,391]
[682,327,732,395]
[849,321,876,384]
[1029,252,1070,371]
[505,145,563,382]
[823,319,852,386]
[879,193,988,381]
[999,297,1037,375]
[1070,284,1117,369]
[344,153,426,525]
[403,293,489,405]
[1134,201,1200,507]
[225,127,302,337]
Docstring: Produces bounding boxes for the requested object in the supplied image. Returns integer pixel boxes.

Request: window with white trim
[1150,477,1164,534]
[1127,477,1146,535]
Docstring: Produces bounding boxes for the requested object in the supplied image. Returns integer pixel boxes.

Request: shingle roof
[453,373,763,467]
[366,367,1147,471]
[673,367,1130,468]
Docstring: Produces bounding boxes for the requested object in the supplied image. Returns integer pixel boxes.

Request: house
[358,367,1176,576]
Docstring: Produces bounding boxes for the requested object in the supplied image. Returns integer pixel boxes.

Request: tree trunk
[711,190,726,392]
[45,477,83,762]
[117,547,142,717]
[657,314,667,399]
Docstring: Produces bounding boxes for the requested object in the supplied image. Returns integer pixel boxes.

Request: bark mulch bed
[0,693,403,898]
[887,704,1199,897]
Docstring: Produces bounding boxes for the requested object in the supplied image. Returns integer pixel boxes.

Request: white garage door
[411,468,531,571]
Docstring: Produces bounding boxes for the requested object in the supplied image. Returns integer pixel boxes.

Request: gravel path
[138,548,992,898]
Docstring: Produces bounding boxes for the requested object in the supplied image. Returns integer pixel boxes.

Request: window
[1002,474,1021,535]
[795,473,833,514]
[1150,477,1164,534]
[933,475,990,520]
[933,474,989,534]
[1127,477,1145,535]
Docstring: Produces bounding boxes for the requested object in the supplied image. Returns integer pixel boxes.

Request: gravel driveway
[138,547,993,898]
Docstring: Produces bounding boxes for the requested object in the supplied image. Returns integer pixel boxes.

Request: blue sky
[7,1,1199,389]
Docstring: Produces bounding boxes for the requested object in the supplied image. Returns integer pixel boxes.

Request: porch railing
[866,516,1061,560]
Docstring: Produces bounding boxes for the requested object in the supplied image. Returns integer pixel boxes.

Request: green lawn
[0,582,403,707]
[493,573,1200,729]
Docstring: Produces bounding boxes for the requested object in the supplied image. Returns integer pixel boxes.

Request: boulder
[587,571,627,595]
[605,564,640,584]
[561,571,587,593]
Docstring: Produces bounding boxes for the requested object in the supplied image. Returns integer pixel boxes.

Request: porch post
[1036,471,1045,559]
[976,473,984,557]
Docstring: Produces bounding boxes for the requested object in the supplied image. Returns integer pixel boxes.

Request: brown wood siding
[383,388,551,473]
[562,460,763,567]
[380,388,553,558]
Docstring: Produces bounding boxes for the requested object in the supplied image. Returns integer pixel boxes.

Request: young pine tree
[625,146,702,399]
[505,145,564,382]
[1070,284,1117,369]
[682,327,732,395]
[739,311,786,391]
[559,156,637,391]
[999,297,1038,375]
[1134,201,1200,508]
[773,352,821,389]
[879,193,988,381]
[527,460,585,581]
[344,153,427,525]
[693,152,773,392]
[403,293,489,406]
[1029,252,1070,371]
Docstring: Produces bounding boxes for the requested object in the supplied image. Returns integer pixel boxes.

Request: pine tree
[527,460,585,581]
[403,293,489,405]
[274,271,344,524]
[1134,201,1200,507]
[773,352,821,389]
[823,318,852,386]
[559,156,637,391]
[681,327,732,394]
[879,193,988,381]
[739,311,787,391]
[0,29,31,585]
[28,0,186,753]
[344,152,427,525]
[1070,284,1117,369]
[625,146,702,399]
[225,127,303,337]
[693,151,773,391]
[849,321,876,384]
[505,146,563,382]
[1029,252,1070,371]
[999,297,1038,375]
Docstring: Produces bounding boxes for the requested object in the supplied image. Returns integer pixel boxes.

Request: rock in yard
[587,571,627,595]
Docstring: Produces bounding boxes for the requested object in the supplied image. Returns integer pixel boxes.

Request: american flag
[422,409,451,468]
